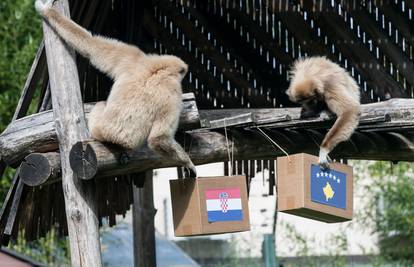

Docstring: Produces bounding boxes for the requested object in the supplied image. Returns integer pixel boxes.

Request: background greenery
[361,161,414,265]
[0,0,42,199]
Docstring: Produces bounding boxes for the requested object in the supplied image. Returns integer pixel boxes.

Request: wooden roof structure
[0,0,414,264]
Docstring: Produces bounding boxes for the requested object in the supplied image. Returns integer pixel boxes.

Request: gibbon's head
[286,78,321,104]
[149,55,188,80]
[286,57,326,104]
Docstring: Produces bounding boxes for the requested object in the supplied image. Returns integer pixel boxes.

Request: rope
[224,118,233,176]
[256,127,291,163]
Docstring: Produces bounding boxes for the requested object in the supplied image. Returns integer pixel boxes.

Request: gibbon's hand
[318,147,331,170]
[35,0,54,14]
[183,167,197,179]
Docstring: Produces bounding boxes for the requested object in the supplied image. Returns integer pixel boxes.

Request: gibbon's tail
[35,0,144,78]
[320,107,360,153]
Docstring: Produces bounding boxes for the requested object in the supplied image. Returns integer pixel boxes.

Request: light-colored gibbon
[35,0,197,176]
[286,56,361,169]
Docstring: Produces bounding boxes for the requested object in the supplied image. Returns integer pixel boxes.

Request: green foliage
[360,161,414,265]
[278,221,348,267]
[9,229,70,266]
[0,0,42,132]
[0,0,43,202]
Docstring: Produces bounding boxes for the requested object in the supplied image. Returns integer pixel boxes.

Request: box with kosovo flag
[277,153,353,223]
[170,175,250,236]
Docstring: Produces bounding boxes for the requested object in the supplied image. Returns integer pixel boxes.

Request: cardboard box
[277,153,353,223]
[170,175,250,236]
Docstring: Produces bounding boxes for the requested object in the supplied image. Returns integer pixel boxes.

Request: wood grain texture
[3,97,414,167]
[41,1,102,266]
[18,97,414,186]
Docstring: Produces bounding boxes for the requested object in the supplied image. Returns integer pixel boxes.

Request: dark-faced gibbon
[35,0,197,176]
[286,56,361,169]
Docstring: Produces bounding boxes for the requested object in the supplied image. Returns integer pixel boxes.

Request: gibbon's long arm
[35,0,145,79]
[320,109,359,159]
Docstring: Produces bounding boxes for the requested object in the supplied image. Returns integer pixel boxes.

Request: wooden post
[41,1,101,266]
[132,171,156,267]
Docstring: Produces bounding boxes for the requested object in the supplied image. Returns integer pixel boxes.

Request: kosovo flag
[310,164,347,209]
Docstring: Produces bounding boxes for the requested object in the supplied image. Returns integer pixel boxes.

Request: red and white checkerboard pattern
[220,198,228,213]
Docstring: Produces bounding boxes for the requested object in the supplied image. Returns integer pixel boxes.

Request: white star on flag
[337,179,340,184]
[329,173,332,178]
[316,173,320,177]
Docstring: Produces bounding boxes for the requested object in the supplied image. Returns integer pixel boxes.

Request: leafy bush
[365,162,414,264]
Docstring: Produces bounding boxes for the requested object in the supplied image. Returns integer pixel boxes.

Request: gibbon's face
[157,55,188,80]
[286,79,317,104]
[177,62,188,79]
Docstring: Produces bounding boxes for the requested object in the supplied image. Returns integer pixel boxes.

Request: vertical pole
[41,1,101,266]
[163,198,169,237]
[262,234,277,267]
[132,171,156,267]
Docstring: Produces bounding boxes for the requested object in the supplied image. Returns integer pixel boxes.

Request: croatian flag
[205,188,243,222]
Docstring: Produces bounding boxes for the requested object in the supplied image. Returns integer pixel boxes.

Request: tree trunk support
[41,1,102,266]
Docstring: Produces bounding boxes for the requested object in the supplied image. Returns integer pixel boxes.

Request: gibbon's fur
[35,0,197,176]
[286,56,361,168]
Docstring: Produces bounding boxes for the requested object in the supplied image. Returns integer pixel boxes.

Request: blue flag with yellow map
[310,164,347,209]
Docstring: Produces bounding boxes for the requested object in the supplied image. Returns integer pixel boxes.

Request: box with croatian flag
[277,153,353,223]
[170,175,250,236]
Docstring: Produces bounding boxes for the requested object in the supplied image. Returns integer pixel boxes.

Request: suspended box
[277,153,353,223]
[170,175,250,236]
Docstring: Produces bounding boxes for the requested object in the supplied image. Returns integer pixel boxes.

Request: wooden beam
[17,128,414,186]
[0,93,199,166]
[7,97,414,170]
[132,171,156,267]
[20,153,60,186]
[18,114,414,186]
[15,98,414,186]
[41,1,101,266]
[12,42,46,121]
